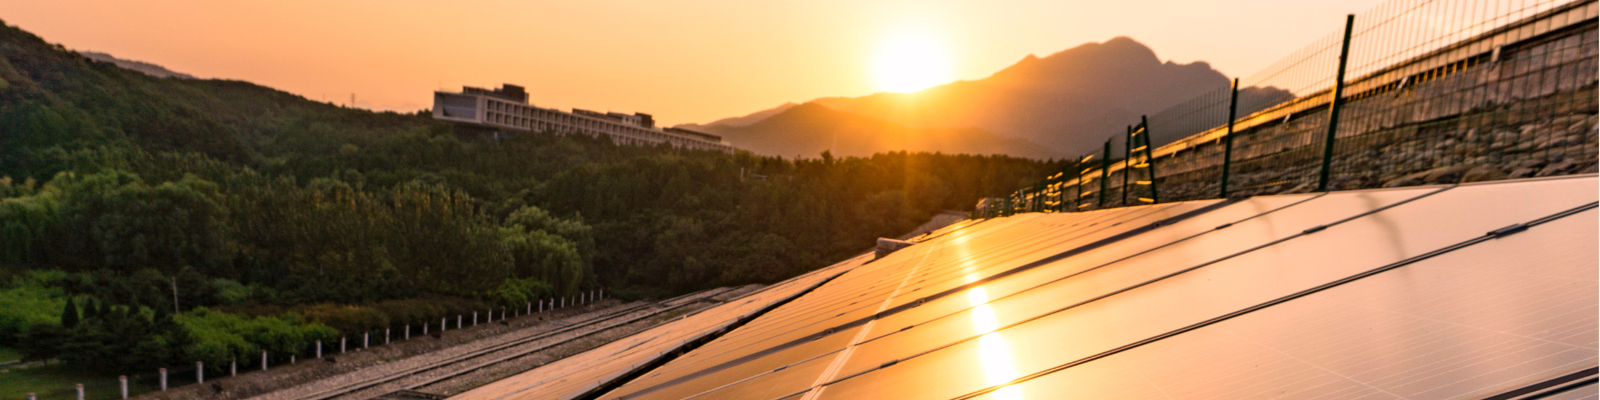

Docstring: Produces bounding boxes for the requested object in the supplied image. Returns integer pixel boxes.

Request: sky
[0,0,1387,126]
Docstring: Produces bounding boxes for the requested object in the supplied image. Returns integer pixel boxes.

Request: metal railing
[977,0,1598,218]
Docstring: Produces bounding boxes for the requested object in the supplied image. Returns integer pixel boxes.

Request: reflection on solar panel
[457,175,1598,400]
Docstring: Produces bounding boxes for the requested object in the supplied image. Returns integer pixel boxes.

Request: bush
[0,270,70,344]
[175,307,336,367]
[295,303,388,336]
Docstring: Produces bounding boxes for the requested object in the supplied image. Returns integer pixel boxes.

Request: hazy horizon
[2,0,1383,126]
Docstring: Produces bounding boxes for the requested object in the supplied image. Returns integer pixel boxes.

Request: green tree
[59,295,78,328]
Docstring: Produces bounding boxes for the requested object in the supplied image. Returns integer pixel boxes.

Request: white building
[433,84,734,153]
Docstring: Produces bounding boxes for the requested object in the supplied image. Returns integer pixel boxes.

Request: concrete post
[457,315,462,329]
[539,300,544,312]
[441,317,446,332]
[527,302,532,315]
[160,368,168,390]
[406,324,411,339]
[261,350,268,371]
[473,311,478,326]
[386,328,391,344]
[599,288,603,300]
[316,339,322,358]
[121,376,129,399]
[363,332,369,348]
[291,355,295,364]
[197,361,204,383]
[423,322,429,334]
[340,336,346,353]
[75,384,84,400]
[231,359,237,376]
[27,393,36,400]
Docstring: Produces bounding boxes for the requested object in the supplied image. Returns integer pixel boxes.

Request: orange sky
[1,0,1384,126]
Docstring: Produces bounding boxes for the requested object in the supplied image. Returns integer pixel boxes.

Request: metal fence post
[1098,140,1111,208]
[1318,14,1355,191]
[1123,125,1132,206]
[1221,78,1240,198]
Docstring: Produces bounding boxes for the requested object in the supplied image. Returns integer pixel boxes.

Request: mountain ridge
[698,103,1063,159]
[697,36,1281,158]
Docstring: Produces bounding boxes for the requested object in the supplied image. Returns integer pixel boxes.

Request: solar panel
[458,175,1597,400]
[452,252,873,400]
[606,203,1231,399]
[809,176,1596,400]
[954,208,1598,400]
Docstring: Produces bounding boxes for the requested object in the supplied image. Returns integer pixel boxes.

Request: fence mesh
[977,0,1597,218]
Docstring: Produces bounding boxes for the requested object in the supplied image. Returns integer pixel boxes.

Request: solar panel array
[460,174,1598,400]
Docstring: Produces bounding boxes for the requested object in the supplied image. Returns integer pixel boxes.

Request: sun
[872,29,953,93]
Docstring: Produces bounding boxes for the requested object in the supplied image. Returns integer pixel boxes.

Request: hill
[701,37,1288,156]
[0,19,1067,379]
[676,102,798,130]
[78,51,196,79]
[698,103,1062,159]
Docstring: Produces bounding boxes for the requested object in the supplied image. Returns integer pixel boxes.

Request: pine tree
[60,297,80,328]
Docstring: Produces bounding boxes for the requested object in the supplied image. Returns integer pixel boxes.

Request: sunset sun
[872,29,953,93]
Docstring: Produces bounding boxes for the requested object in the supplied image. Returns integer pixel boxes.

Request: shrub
[175,307,336,366]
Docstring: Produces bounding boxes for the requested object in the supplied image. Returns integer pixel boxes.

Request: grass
[0,361,161,400]
[0,347,21,363]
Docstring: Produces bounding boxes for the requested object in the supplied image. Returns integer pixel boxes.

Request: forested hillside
[0,21,1067,373]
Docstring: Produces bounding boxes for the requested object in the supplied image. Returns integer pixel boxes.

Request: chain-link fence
[977,0,1597,218]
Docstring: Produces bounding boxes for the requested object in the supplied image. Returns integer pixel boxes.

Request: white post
[120,376,129,399]
[406,324,411,339]
[261,350,268,371]
[28,393,36,400]
[527,302,532,315]
[386,328,391,344]
[75,384,84,400]
[473,311,478,326]
[197,361,204,383]
[340,336,346,353]
[363,332,369,348]
[316,339,322,358]
[160,368,168,390]
[423,322,429,334]
[231,359,237,376]
[457,315,462,329]
[291,355,295,364]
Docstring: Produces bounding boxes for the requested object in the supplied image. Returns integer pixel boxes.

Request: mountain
[678,102,799,131]
[78,51,195,79]
[701,37,1288,157]
[699,103,1063,159]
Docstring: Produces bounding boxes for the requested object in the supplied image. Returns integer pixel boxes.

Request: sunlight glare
[872,29,954,93]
